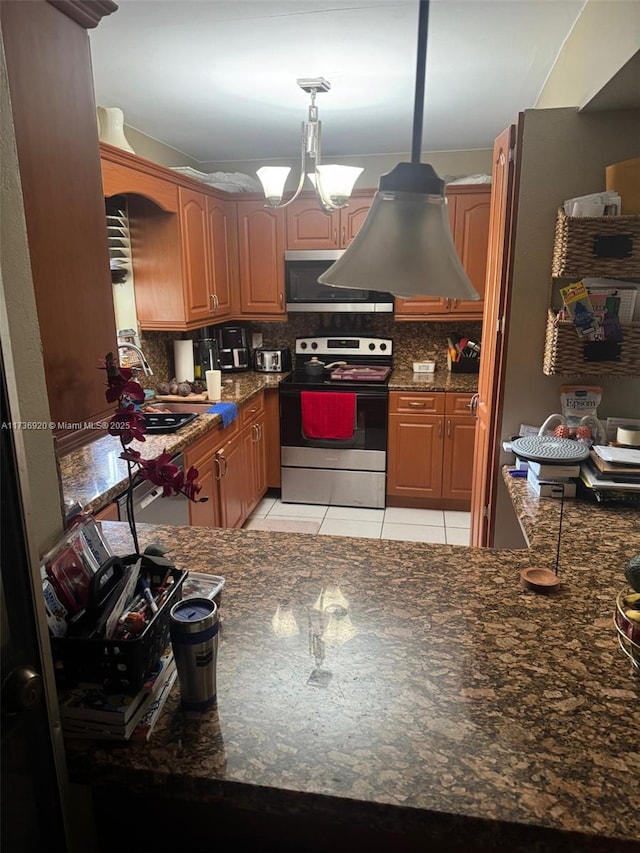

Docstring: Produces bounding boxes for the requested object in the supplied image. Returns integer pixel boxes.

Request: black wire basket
[51,565,186,693]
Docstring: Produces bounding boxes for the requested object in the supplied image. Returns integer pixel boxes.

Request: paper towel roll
[206,369,221,402]
[173,340,195,382]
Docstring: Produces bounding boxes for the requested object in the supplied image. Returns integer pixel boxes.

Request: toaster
[254,347,292,373]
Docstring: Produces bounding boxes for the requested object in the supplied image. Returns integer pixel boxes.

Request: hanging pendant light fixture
[318,0,479,300]
[256,78,363,213]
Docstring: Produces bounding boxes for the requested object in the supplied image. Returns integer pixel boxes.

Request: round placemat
[511,435,590,463]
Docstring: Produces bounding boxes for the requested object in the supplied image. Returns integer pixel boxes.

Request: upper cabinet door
[286,201,340,249]
[340,197,374,246]
[237,201,285,316]
[206,196,236,320]
[179,186,215,324]
[394,185,491,320]
[284,194,374,249]
[450,187,491,315]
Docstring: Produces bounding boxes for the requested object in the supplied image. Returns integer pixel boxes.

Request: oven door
[279,385,388,508]
[280,385,387,453]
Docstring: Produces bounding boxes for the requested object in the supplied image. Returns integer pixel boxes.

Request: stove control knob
[311,342,318,350]
[368,343,375,350]
[380,342,387,351]
[300,342,307,350]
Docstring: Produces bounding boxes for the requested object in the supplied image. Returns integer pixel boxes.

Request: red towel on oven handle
[300,391,356,440]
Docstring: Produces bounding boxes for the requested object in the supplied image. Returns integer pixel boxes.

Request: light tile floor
[243,491,470,545]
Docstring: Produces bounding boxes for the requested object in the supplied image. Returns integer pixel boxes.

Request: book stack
[58,647,176,741]
[526,459,578,498]
[580,446,640,505]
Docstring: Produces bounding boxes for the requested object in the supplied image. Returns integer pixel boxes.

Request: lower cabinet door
[441,415,476,501]
[217,432,246,529]
[186,450,219,528]
[387,415,444,499]
[242,415,268,518]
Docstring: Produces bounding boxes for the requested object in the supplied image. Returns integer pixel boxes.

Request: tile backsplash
[140,316,482,385]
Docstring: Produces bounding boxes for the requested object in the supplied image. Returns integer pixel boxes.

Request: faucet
[117,343,153,377]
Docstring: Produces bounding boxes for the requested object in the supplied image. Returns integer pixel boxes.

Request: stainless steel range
[279,336,393,509]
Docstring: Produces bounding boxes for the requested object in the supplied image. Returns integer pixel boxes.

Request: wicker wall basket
[543,310,640,377]
[551,209,640,279]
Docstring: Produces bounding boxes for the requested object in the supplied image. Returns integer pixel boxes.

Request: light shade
[307,166,364,206]
[256,166,291,206]
[318,162,480,300]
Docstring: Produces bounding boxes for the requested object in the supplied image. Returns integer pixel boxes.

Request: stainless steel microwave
[285,250,395,313]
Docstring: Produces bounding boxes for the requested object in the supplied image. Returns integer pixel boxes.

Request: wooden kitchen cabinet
[387,392,475,508]
[101,146,235,331]
[184,419,233,527]
[441,394,477,501]
[264,388,281,488]
[236,201,286,318]
[216,429,246,529]
[394,185,491,321]
[100,150,179,212]
[184,393,268,529]
[285,193,375,249]
[179,186,217,325]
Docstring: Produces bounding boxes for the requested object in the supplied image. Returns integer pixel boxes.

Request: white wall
[494,106,640,548]
[536,0,640,109]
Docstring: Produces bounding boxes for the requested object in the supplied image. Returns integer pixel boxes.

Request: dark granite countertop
[388,367,479,393]
[59,368,476,516]
[58,372,284,514]
[65,473,640,850]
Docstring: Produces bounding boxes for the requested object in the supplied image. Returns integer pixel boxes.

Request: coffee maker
[201,324,250,373]
[193,337,220,380]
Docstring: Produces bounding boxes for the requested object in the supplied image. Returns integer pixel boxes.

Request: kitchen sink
[142,411,199,433]
[144,401,216,415]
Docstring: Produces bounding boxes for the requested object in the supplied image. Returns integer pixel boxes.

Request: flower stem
[122,438,139,555]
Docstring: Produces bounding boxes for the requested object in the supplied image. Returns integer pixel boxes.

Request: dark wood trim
[47,0,117,29]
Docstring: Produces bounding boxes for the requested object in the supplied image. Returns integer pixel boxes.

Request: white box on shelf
[527,468,577,498]
[413,361,436,373]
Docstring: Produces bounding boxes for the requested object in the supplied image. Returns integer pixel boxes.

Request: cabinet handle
[408,401,426,408]
[447,419,451,438]
[333,228,338,245]
[214,455,222,480]
[252,423,259,443]
[438,420,442,438]
[342,226,346,245]
[213,293,219,311]
[279,292,284,309]
[210,293,216,313]
[469,393,479,416]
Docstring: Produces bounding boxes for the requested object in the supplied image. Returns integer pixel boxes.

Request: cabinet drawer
[241,391,265,427]
[185,419,237,467]
[389,392,445,415]
[445,393,474,415]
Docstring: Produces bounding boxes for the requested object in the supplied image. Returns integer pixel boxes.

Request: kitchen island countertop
[65,472,640,851]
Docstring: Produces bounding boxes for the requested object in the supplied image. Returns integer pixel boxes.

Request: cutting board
[154,393,209,403]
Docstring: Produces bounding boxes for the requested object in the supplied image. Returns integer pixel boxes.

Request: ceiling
[89,0,587,165]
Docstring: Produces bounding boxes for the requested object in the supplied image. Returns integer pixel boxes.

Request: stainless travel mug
[169,597,219,711]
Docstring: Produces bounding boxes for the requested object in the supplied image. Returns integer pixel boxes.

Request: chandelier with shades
[256,78,363,213]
